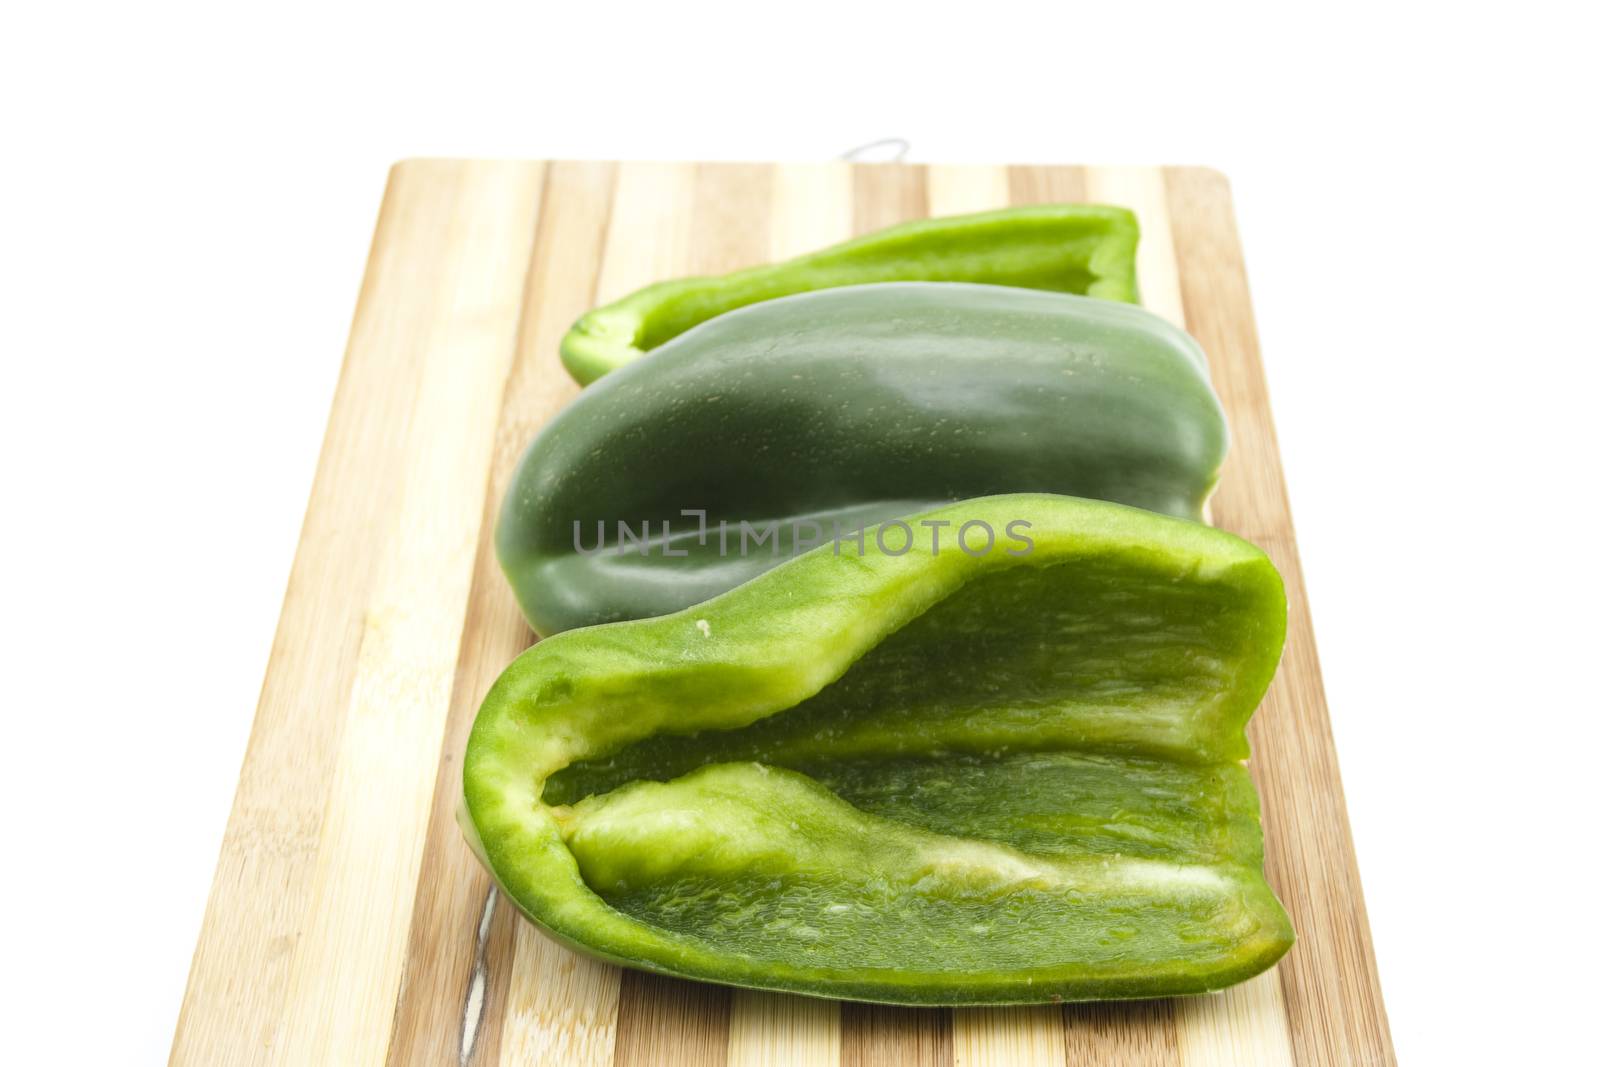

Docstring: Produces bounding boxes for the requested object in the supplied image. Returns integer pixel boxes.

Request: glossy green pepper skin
[499,282,1226,638]
[560,203,1139,384]
[462,494,1294,1005]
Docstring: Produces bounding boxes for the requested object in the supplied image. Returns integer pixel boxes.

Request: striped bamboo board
[170,161,1394,1066]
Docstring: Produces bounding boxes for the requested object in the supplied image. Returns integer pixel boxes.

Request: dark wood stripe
[853,163,930,233]
[1061,1000,1181,1066]
[1006,164,1089,204]
[384,160,619,1067]
[690,162,776,274]
[1165,165,1396,1066]
[612,972,732,1067]
[841,1005,952,1067]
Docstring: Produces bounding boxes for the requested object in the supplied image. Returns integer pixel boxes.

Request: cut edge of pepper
[463,492,1294,1004]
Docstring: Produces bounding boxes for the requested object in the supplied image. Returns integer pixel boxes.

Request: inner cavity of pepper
[540,561,1277,972]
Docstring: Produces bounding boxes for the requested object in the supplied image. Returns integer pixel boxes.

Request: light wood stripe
[1085,165,1187,329]
[501,921,622,1066]
[691,162,775,274]
[952,1008,1065,1067]
[386,160,615,1067]
[1167,166,1394,1065]
[595,161,698,302]
[770,163,853,260]
[1173,973,1296,1067]
[927,164,1011,216]
[270,160,546,1065]
[728,993,843,1067]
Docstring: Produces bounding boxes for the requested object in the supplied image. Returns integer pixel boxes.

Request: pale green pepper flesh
[463,494,1293,1004]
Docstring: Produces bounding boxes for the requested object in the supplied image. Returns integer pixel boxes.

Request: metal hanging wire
[839,137,911,162]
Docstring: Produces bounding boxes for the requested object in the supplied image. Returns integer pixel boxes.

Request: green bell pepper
[462,494,1293,1005]
[500,282,1226,637]
[560,203,1139,384]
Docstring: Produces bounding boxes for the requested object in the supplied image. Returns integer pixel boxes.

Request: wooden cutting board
[170,161,1394,1067]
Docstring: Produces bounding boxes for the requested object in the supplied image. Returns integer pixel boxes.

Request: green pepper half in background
[500,282,1226,637]
[560,203,1139,384]
[462,494,1293,1005]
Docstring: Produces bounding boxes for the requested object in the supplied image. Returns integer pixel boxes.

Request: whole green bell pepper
[560,203,1139,384]
[462,494,1293,1005]
[500,282,1226,637]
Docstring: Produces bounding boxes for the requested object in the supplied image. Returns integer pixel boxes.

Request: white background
[4,3,1595,1063]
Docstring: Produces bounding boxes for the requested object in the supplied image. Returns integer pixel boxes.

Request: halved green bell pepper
[500,282,1226,637]
[560,203,1139,384]
[462,494,1293,1005]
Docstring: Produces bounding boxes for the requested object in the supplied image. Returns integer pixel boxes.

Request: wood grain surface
[170,161,1394,1066]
